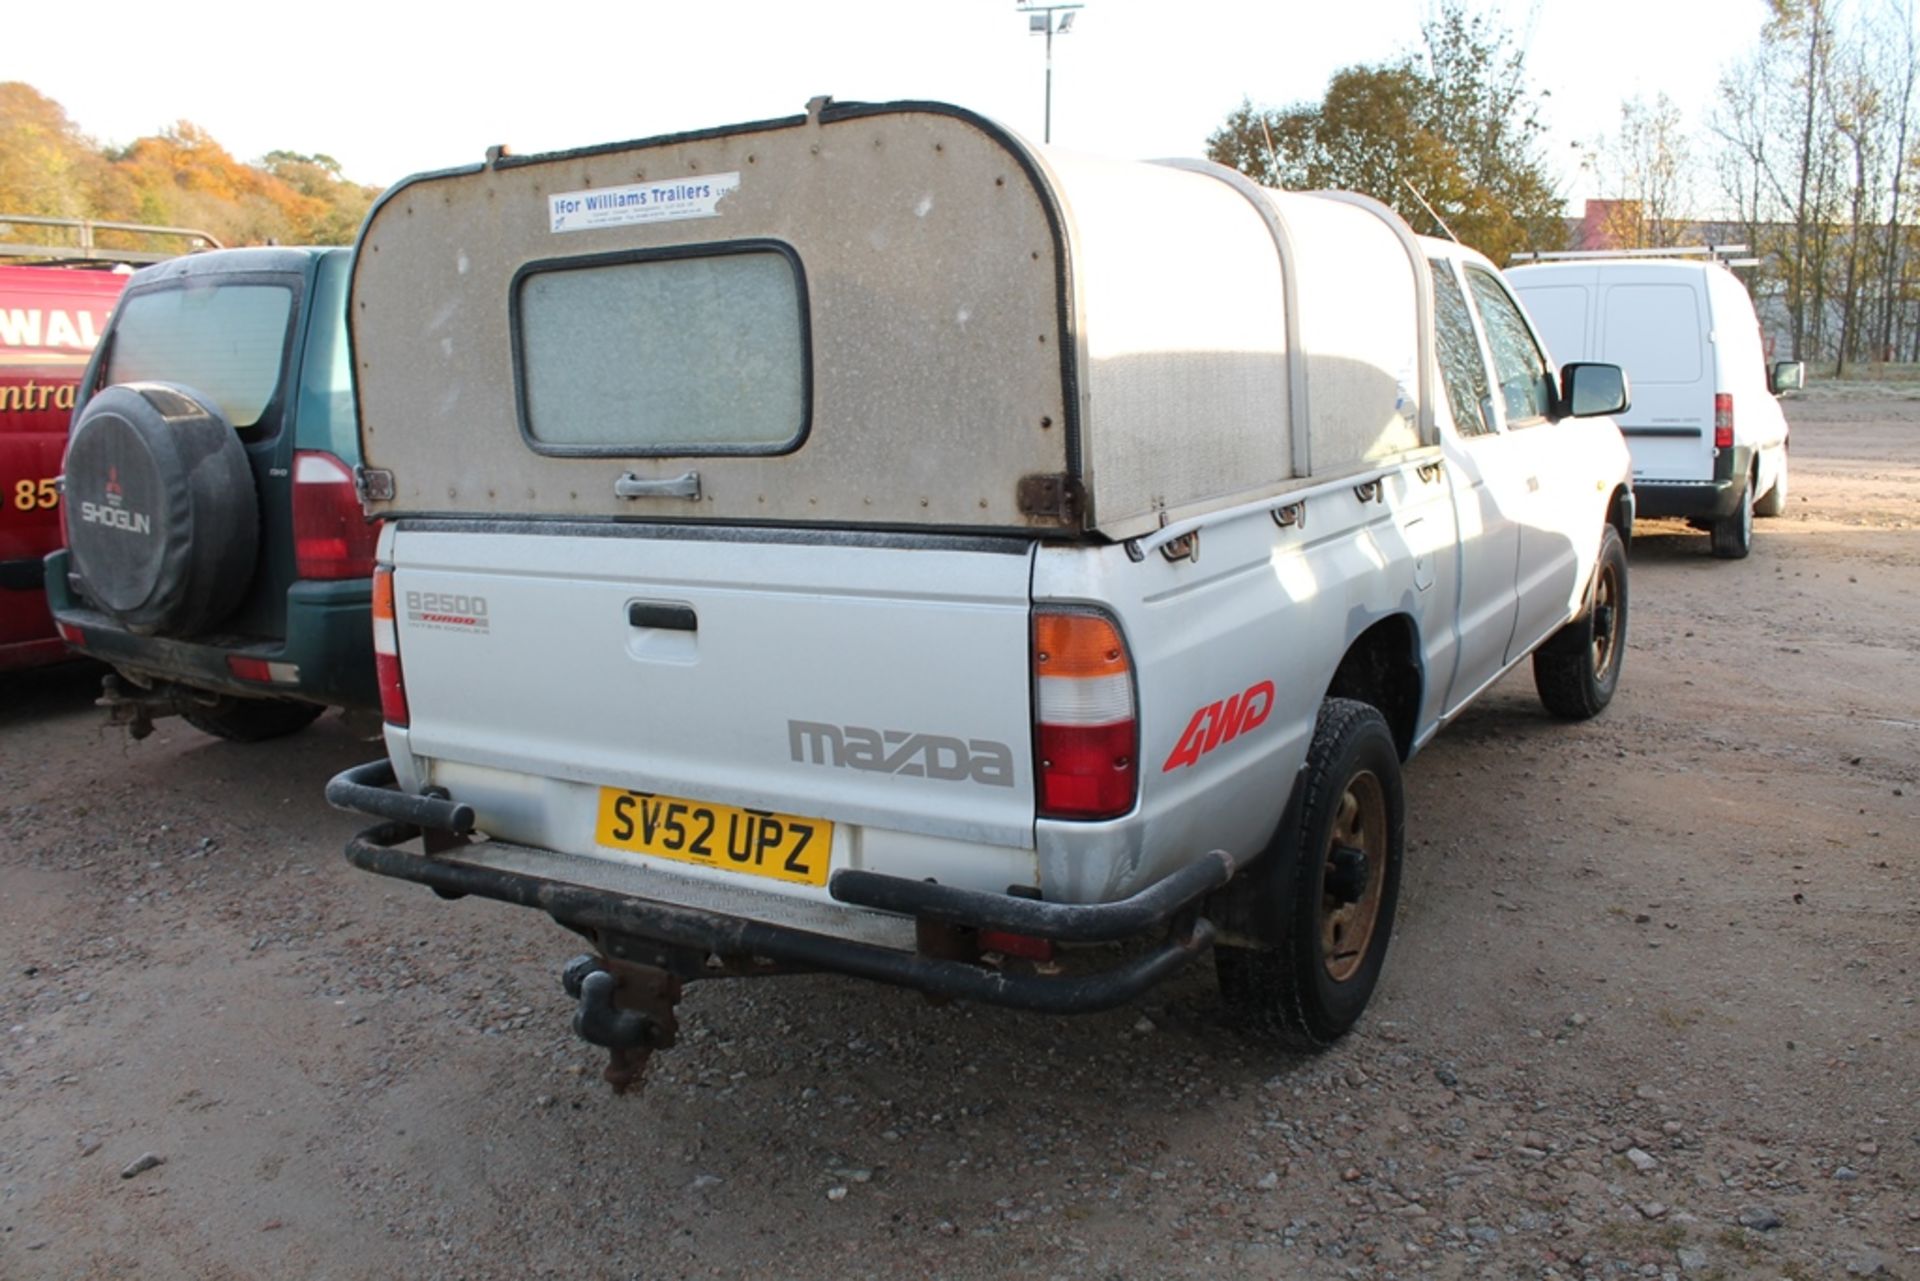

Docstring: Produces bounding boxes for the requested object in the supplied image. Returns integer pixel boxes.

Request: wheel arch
[1325,614,1423,761]
[1609,483,1634,543]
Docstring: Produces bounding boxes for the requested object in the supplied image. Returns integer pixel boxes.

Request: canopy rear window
[105,283,294,430]
[513,244,809,456]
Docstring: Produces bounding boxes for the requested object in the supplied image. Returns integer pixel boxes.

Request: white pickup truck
[328,99,1634,1090]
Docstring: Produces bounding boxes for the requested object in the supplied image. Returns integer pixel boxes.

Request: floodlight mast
[1016,1,1085,143]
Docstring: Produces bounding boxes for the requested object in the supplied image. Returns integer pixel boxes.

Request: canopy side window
[1429,260,1495,438]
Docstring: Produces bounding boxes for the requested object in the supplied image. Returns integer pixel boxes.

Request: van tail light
[1033,608,1137,820]
[293,451,378,580]
[1714,394,1734,449]
[372,567,409,727]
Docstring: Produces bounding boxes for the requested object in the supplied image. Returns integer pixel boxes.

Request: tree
[0,84,379,252]
[0,82,129,231]
[1206,2,1565,263]
[1593,93,1696,248]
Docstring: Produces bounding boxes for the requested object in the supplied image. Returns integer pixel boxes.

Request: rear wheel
[1533,524,1628,720]
[1215,698,1404,1051]
[181,696,324,742]
[1710,481,1753,559]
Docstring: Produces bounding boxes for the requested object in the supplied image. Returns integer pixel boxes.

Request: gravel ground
[0,394,1914,1281]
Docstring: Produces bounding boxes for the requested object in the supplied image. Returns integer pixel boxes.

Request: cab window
[1466,267,1556,427]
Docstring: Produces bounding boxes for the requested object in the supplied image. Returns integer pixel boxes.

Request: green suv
[46,246,377,740]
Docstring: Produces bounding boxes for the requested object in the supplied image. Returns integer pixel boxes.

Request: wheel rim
[1319,770,1388,983]
[1590,558,1621,682]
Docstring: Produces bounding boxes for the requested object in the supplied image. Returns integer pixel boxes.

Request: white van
[1508,254,1803,558]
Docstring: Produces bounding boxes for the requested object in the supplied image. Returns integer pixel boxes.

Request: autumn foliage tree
[1205,3,1565,263]
[0,83,377,250]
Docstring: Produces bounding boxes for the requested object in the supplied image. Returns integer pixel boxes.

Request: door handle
[628,602,697,631]
[615,470,701,500]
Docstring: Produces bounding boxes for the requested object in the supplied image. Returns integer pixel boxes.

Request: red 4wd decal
[1162,680,1276,771]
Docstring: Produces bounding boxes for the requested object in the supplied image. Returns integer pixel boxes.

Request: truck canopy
[350,99,1431,540]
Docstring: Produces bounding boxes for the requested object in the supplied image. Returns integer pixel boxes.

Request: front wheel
[181,695,325,742]
[1215,698,1405,1051]
[1532,523,1628,720]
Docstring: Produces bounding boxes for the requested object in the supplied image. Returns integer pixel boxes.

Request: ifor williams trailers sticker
[548,173,741,233]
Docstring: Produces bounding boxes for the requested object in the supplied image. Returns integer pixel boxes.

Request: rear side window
[1466,267,1556,426]
[1430,261,1495,437]
[106,283,294,430]
[296,252,357,459]
[1602,284,1704,384]
[514,244,808,455]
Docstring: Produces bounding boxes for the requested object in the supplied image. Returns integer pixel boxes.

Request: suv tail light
[1033,608,1137,820]
[293,451,377,580]
[372,567,409,727]
[1714,394,1734,449]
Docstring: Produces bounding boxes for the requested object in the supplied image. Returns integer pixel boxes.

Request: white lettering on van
[0,309,102,351]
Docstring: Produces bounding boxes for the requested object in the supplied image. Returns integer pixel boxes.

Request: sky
[5,0,1769,205]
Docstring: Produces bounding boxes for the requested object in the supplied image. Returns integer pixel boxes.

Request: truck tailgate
[389,526,1037,852]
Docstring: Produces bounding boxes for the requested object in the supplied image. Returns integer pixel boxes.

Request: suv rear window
[513,245,808,455]
[106,283,294,430]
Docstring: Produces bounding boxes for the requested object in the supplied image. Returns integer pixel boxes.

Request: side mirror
[1558,362,1630,419]
[1770,361,1806,394]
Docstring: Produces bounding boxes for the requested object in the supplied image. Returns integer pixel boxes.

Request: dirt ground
[0,393,1914,1281]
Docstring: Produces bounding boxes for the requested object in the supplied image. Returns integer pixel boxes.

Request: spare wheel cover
[62,382,258,636]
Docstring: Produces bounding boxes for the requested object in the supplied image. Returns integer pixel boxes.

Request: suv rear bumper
[328,758,1233,1014]
[44,549,378,709]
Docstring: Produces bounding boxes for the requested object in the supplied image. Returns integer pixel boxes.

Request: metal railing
[0,214,223,265]
[1510,244,1760,268]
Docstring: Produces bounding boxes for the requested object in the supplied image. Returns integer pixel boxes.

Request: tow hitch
[97,674,216,740]
[561,954,682,1094]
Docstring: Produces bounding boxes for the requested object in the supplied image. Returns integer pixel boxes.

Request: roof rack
[1509,244,1760,268]
[0,214,223,266]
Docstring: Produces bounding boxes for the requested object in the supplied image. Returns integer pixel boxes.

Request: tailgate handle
[615,470,701,501]
[628,601,698,631]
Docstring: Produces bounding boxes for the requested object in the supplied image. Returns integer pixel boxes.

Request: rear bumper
[328,758,1232,1014]
[1631,444,1755,521]
[1632,480,1744,521]
[44,549,378,708]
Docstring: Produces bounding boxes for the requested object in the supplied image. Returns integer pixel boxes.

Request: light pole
[1016,2,1084,144]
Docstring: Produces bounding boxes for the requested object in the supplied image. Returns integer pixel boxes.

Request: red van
[0,264,129,670]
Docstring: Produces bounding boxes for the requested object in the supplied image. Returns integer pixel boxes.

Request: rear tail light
[226,656,298,684]
[1714,394,1733,449]
[293,451,378,580]
[372,567,409,727]
[55,622,83,646]
[1033,608,1137,820]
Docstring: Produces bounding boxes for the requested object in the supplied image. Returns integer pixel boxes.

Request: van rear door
[0,265,124,668]
[1596,273,1715,484]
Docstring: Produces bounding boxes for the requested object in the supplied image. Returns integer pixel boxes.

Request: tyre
[1215,698,1405,1051]
[1710,481,1753,558]
[1753,453,1788,517]
[181,696,324,742]
[1532,523,1628,720]
[62,383,258,637]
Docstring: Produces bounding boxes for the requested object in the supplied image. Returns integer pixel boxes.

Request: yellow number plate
[594,788,832,887]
